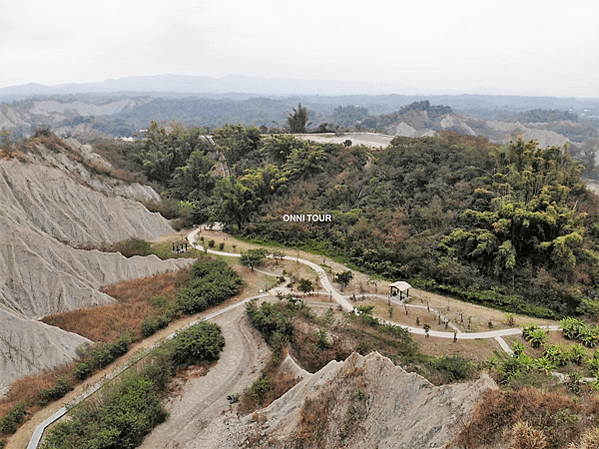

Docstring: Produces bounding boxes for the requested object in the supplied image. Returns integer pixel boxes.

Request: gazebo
[389,281,412,300]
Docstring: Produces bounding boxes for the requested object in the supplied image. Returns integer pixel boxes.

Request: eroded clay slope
[0,138,192,391]
[215,352,496,449]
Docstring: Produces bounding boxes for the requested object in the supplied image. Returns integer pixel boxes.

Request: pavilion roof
[389,281,412,292]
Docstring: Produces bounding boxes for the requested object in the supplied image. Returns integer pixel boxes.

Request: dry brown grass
[568,427,599,449]
[411,333,500,363]
[0,363,75,420]
[1,272,187,424]
[296,395,332,447]
[291,325,352,373]
[41,270,189,342]
[454,387,596,449]
[0,266,188,443]
[511,421,548,449]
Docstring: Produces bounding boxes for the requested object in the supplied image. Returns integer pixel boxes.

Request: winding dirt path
[22,227,566,448]
[138,304,271,449]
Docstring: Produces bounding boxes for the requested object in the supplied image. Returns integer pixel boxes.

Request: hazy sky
[1,0,598,97]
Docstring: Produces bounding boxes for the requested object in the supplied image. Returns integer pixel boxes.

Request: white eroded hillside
[206,352,496,449]
[0,137,192,391]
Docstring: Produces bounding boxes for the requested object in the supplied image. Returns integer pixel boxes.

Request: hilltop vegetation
[70,123,598,320]
[4,124,599,448]
[1,94,597,166]
[3,125,598,319]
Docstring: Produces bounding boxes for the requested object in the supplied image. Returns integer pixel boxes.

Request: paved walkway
[187,227,562,342]
[25,285,269,449]
[187,227,354,311]
[24,228,565,448]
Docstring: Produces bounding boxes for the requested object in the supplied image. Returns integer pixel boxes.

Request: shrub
[137,345,175,390]
[0,402,26,434]
[569,427,599,449]
[41,373,167,449]
[177,288,208,315]
[542,345,570,367]
[112,238,152,257]
[110,334,132,357]
[176,257,243,314]
[511,420,548,449]
[561,317,587,340]
[156,313,170,329]
[244,376,273,405]
[529,330,548,348]
[245,301,293,344]
[523,325,548,348]
[38,377,70,405]
[298,279,314,294]
[84,333,132,371]
[586,352,599,377]
[140,313,169,338]
[426,355,477,384]
[74,362,92,381]
[170,322,225,367]
[141,317,159,337]
[42,321,226,449]
[568,344,588,365]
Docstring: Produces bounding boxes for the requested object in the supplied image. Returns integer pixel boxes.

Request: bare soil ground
[5,267,272,449]
[11,229,568,448]
[138,304,271,449]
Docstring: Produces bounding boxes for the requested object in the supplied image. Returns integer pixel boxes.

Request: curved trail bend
[24,227,563,448]
[138,304,271,449]
[187,227,562,342]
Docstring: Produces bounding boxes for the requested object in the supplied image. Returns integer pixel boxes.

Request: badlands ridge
[0,138,192,391]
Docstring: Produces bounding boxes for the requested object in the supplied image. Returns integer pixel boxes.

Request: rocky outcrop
[382,103,570,149]
[0,138,193,390]
[212,352,496,449]
[392,122,419,138]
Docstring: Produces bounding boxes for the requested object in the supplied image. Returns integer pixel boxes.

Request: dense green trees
[213,177,260,230]
[139,121,213,184]
[122,121,599,318]
[440,138,593,313]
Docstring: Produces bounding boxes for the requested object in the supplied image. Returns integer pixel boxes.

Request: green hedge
[42,321,225,449]
[176,257,243,315]
[0,402,25,435]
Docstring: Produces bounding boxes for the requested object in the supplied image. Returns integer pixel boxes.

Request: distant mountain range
[0,75,597,172]
[2,74,599,101]
[0,74,425,99]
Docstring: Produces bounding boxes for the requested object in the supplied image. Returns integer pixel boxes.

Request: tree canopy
[120,123,599,319]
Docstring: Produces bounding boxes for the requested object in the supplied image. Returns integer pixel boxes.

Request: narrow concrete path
[25,291,269,449]
[187,227,354,311]
[187,227,562,343]
[24,228,567,448]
